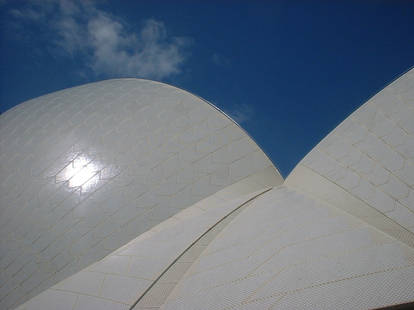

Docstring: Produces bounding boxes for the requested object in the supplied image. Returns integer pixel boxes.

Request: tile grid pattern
[14,171,280,310]
[3,67,413,310]
[297,69,414,233]
[132,189,270,309]
[0,79,277,309]
[161,187,414,310]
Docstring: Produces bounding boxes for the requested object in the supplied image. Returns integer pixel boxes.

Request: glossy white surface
[3,67,414,310]
[158,69,414,309]
[15,171,280,310]
[0,79,279,309]
[286,68,414,237]
[132,188,265,309]
[161,187,414,310]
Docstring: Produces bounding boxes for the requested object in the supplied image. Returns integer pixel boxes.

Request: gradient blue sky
[1,1,414,177]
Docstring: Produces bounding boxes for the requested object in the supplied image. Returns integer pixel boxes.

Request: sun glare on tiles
[65,155,99,188]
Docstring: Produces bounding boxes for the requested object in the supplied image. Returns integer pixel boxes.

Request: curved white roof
[161,186,414,310]
[156,69,414,310]
[158,68,414,310]
[286,68,414,247]
[14,171,278,310]
[0,79,281,309]
[4,68,414,310]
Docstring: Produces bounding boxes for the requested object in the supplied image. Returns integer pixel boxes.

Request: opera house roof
[1,69,414,309]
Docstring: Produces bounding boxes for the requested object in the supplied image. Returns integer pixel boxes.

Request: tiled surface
[0,79,279,309]
[161,187,414,310]
[132,187,262,309]
[288,68,414,234]
[286,165,414,249]
[14,171,280,310]
[2,64,413,310]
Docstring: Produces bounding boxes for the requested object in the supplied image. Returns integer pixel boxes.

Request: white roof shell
[286,67,414,247]
[14,170,279,310]
[0,79,280,310]
[4,68,414,310]
[160,68,414,310]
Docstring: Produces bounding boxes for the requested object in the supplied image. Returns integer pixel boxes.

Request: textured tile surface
[162,187,414,310]
[132,186,261,309]
[159,69,414,310]
[3,65,414,310]
[288,68,414,235]
[0,79,279,309]
[14,173,278,310]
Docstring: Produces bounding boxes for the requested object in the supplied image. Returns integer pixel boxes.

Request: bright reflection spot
[81,173,100,193]
[64,155,100,189]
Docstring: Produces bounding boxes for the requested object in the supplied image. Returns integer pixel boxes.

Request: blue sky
[1,1,414,177]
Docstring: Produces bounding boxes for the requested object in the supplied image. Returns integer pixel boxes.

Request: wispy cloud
[224,103,254,124]
[8,0,190,79]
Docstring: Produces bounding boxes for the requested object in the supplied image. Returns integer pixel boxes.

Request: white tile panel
[161,187,414,310]
[287,68,414,238]
[4,60,413,310]
[15,290,78,310]
[157,69,414,310]
[53,271,105,296]
[74,295,129,310]
[99,274,150,304]
[0,79,281,309]
[14,171,281,310]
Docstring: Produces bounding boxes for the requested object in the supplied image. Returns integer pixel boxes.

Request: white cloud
[8,0,190,79]
[87,16,189,78]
